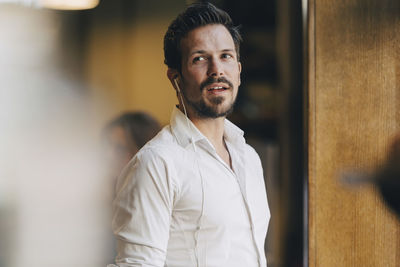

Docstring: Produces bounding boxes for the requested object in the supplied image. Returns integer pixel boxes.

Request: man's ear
[167,68,180,92]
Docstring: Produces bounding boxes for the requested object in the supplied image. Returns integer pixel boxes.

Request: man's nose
[207,58,224,77]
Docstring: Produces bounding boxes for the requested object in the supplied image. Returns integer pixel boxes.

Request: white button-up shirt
[110,107,270,267]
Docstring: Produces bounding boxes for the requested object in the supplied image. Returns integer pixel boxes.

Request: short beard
[190,96,235,118]
[182,78,236,118]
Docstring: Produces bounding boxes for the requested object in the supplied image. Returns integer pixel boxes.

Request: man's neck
[178,104,226,146]
[191,116,226,147]
[190,115,232,169]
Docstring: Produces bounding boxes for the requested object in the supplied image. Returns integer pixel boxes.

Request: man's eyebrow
[189,50,206,56]
[189,48,235,56]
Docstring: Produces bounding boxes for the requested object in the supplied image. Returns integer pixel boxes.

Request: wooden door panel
[308,0,400,266]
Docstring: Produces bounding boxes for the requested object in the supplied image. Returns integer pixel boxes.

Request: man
[109,2,270,267]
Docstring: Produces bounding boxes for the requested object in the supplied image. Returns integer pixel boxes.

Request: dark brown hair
[163,2,242,72]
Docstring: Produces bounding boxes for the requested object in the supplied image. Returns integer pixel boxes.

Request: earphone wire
[175,79,205,267]
[175,79,197,152]
[178,92,192,136]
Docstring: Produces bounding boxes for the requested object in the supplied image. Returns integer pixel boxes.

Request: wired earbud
[172,76,196,152]
[174,77,181,93]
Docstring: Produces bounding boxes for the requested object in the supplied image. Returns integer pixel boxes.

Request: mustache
[200,76,234,91]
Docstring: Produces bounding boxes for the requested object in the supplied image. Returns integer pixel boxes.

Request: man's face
[179,24,241,119]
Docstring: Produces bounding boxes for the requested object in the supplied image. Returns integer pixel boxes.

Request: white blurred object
[0,4,112,267]
[40,0,99,10]
[0,0,99,10]
[0,0,37,6]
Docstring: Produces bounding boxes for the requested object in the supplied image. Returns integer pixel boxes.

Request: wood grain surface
[308,0,400,266]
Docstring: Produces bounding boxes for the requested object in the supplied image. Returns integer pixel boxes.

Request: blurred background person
[102,112,161,180]
[101,111,161,263]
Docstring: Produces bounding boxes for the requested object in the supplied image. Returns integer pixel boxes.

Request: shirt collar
[170,106,245,149]
[223,116,245,146]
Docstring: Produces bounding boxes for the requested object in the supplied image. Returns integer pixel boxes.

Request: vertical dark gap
[282,1,305,266]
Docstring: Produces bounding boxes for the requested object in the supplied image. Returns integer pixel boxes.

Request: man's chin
[185,94,235,119]
[197,103,234,118]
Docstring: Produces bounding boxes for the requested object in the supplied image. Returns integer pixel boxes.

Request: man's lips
[200,77,234,93]
[206,83,230,92]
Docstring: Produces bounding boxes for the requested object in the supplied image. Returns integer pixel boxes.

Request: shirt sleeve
[111,149,177,266]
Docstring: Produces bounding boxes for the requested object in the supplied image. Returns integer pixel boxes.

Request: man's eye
[222,54,233,59]
[193,56,205,62]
